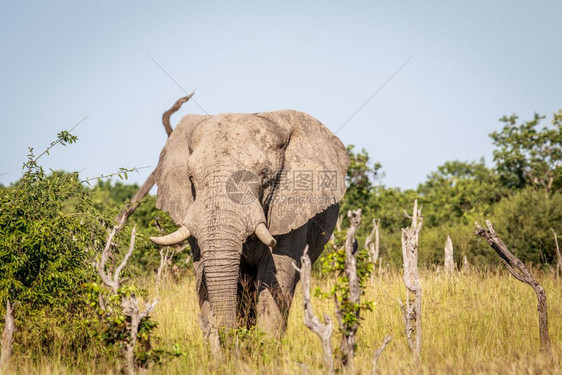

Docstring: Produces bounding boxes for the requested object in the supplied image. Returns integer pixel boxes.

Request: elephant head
[151,110,348,329]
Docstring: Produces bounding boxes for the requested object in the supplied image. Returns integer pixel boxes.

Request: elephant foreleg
[255,225,308,337]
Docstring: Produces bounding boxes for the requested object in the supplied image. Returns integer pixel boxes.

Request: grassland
[9,268,562,374]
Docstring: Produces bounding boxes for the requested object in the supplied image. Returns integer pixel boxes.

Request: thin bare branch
[115,168,157,228]
[371,334,393,375]
[34,116,88,162]
[96,227,120,293]
[114,227,136,285]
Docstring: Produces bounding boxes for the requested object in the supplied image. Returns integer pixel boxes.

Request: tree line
[341,109,562,267]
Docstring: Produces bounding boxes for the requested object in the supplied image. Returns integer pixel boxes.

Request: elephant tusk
[150,226,191,246]
[255,223,276,248]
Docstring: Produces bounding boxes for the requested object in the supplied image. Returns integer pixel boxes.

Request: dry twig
[371,334,393,375]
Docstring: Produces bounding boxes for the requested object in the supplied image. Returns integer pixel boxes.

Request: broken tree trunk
[462,255,471,273]
[551,228,562,279]
[475,220,552,354]
[293,246,334,374]
[1,300,14,371]
[399,199,423,362]
[444,235,454,274]
[121,293,157,375]
[366,219,381,273]
[336,213,343,233]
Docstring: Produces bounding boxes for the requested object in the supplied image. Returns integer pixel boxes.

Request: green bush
[490,188,562,265]
[0,132,174,369]
[0,135,110,362]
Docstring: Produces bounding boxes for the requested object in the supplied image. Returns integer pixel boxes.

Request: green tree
[339,145,420,267]
[490,110,562,193]
[342,145,383,212]
[417,159,504,227]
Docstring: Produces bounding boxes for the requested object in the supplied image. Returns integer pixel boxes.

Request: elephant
[150,109,349,345]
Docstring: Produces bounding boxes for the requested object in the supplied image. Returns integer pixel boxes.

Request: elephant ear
[155,114,206,225]
[258,110,350,235]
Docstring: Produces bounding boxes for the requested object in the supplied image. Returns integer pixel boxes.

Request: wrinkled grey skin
[153,110,349,343]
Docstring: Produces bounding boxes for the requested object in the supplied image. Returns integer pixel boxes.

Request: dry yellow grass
[147,269,562,374]
[7,268,562,374]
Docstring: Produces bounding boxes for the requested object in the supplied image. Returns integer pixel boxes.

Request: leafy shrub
[490,188,562,265]
[0,134,109,362]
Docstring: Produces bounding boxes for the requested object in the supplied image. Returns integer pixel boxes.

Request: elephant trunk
[190,166,272,330]
[202,237,241,329]
[197,194,247,330]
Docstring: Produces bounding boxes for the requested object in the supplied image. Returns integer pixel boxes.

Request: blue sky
[1,1,561,189]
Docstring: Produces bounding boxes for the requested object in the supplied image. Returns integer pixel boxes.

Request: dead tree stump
[400,200,423,361]
[475,220,552,354]
[1,300,15,371]
[551,228,562,279]
[293,246,334,373]
[444,235,454,274]
[366,219,381,274]
[462,255,471,273]
[339,209,362,369]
